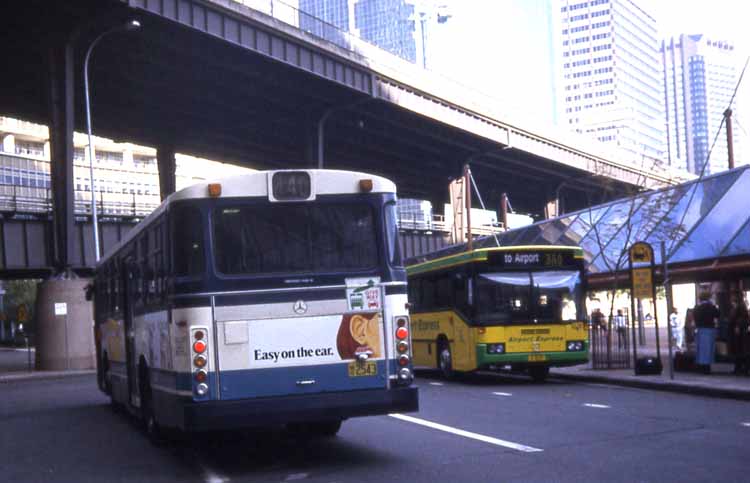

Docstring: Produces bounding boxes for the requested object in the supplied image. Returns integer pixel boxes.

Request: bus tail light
[191,328,210,397]
[394,316,412,385]
[193,340,207,354]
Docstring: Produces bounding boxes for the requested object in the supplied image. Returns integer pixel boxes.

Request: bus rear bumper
[180,386,419,432]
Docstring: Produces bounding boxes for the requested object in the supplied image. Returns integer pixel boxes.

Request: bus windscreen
[213,203,377,275]
[476,270,582,324]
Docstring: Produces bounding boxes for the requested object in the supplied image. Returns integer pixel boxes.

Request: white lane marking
[583,403,611,409]
[201,463,229,483]
[741,422,750,427]
[285,473,309,481]
[429,382,444,386]
[389,413,542,452]
[492,392,513,397]
[202,469,229,483]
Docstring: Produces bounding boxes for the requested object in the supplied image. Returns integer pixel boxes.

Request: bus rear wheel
[529,366,549,383]
[287,420,342,438]
[438,341,454,379]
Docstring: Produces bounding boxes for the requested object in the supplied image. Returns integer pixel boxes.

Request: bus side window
[436,275,453,309]
[422,276,436,311]
[408,278,421,311]
[172,205,205,277]
[453,274,469,314]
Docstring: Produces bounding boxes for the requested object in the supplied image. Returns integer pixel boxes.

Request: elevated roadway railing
[0,152,160,218]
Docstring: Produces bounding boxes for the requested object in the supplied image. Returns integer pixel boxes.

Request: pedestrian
[693,291,719,374]
[728,297,750,375]
[670,307,684,351]
[591,308,605,331]
[614,309,627,350]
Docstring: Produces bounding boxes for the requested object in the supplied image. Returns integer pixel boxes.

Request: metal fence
[590,314,632,369]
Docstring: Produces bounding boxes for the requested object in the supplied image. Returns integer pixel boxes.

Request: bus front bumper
[180,386,418,432]
[476,346,589,368]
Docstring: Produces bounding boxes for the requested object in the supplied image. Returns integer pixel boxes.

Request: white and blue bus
[93,169,418,438]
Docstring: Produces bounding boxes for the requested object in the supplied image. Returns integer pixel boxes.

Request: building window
[14,140,44,157]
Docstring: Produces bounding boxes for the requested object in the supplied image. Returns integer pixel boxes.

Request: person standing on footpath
[614,309,627,350]
[693,291,720,374]
[728,297,750,375]
[670,307,684,351]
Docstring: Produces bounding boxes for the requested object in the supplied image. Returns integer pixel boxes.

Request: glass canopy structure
[459,165,750,284]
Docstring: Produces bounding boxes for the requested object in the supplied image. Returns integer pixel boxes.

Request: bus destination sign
[494,251,571,268]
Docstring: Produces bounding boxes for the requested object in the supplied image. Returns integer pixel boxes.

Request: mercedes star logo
[293,300,308,314]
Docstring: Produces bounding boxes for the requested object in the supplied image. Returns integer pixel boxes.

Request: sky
[423,0,749,127]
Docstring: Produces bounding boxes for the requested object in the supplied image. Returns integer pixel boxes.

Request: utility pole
[725,108,735,169]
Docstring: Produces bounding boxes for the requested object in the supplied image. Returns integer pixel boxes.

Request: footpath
[0,346,95,383]
[551,325,750,401]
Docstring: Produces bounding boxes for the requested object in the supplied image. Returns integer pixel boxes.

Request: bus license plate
[528,354,547,362]
[348,361,377,377]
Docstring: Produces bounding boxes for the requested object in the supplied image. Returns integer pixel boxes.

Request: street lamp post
[83,20,141,262]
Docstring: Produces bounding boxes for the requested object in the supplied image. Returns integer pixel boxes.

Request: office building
[554,0,665,165]
[662,34,745,175]
[299,0,417,63]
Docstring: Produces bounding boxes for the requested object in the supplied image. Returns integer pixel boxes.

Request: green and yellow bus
[406,246,588,382]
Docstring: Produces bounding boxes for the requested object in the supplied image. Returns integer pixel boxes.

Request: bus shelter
[472,165,750,368]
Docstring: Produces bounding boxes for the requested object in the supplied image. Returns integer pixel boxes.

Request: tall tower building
[662,34,744,175]
[299,0,417,63]
[553,0,665,165]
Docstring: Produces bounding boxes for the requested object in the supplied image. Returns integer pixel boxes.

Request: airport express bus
[406,246,588,382]
[93,169,418,439]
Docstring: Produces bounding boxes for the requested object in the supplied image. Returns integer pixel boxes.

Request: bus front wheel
[529,366,549,383]
[438,341,454,379]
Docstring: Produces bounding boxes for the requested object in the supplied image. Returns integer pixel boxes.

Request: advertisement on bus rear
[248,312,383,368]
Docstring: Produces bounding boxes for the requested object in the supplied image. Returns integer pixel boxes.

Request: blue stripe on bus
[215,287,346,307]
[218,361,388,400]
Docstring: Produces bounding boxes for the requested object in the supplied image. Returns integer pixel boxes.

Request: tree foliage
[3,280,39,329]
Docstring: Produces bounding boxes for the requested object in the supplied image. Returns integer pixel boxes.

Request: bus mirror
[84,283,94,301]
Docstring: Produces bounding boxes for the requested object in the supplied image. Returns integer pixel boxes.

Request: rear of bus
[166,170,417,432]
[473,247,588,380]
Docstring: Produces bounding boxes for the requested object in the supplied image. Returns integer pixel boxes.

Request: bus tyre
[529,366,549,383]
[141,379,164,446]
[438,341,454,380]
[311,420,342,437]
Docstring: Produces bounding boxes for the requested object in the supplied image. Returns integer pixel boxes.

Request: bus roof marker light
[359,179,373,192]
[208,183,222,197]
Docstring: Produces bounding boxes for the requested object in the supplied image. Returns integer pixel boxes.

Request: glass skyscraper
[554,0,665,165]
[298,0,417,63]
[662,34,744,175]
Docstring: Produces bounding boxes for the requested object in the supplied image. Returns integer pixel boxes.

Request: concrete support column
[47,41,76,275]
[34,279,95,370]
[157,145,176,201]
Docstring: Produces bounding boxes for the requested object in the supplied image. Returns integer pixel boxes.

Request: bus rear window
[213,203,377,275]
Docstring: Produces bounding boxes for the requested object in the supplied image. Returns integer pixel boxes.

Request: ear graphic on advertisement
[350,314,369,344]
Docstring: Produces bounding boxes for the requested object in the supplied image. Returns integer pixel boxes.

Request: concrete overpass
[0,0,684,277]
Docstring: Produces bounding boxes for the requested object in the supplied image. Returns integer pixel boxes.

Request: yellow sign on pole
[632,267,653,299]
[17,304,28,322]
[630,243,652,264]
